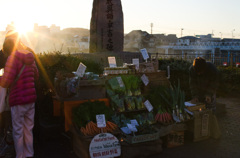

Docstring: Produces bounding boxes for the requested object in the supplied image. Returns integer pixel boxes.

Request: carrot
[107,128,113,133]
[107,121,118,129]
[92,122,100,134]
[86,122,92,135]
[88,121,95,135]
[103,127,107,133]
[155,114,160,121]
[87,122,93,135]
[106,122,113,129]
[81,127,87,136]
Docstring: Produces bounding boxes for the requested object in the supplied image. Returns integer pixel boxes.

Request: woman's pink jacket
[0,50,39,107]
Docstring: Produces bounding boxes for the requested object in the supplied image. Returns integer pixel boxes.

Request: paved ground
[1,95,240,158]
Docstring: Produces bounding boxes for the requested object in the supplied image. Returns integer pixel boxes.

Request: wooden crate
[138,71,170,94]
[123,131,160,144]
[71,126,92,158]
[54,79,106,100]
[167,131,184,148]
[193,110,212,142]
[52,97,110,131]
[186,103,206,112]
[71,125,121,158]
[120,139,162,158]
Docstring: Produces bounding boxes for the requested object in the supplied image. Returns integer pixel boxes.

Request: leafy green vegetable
[72,101,113,127]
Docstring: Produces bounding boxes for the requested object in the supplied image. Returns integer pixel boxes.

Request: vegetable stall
[51,55,212,158]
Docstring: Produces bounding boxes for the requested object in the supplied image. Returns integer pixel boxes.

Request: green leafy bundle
[121,75,142,96]
[146,85,171,112]
[72,101,113,127]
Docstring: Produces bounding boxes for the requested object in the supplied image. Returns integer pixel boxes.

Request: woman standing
[0,31,39,158]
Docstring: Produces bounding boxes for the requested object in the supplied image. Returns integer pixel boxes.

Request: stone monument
[89,0,124,53]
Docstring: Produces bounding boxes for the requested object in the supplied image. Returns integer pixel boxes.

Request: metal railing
[150,53,240,67]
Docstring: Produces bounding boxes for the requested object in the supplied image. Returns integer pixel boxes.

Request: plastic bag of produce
[107,89,115,97]
[146,112,156,124]
[124,96,136,111]
[115,98,125,112]
[134,96,145,110]
[67,77,79,95]
[111,94,125,112]
[108,77,126,94]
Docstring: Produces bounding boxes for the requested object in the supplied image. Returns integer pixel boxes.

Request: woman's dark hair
[2,31,20,56]
[0,50,7,68]
[193,57,207,73]
[2,38,16,56]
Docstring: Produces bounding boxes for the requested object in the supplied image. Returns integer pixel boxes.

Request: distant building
[34,23,50,35]
[156,34,240,65]
[153,34,177,45]
[77,36,90,52]
[124,30,156,53]
[6,22,16,32]
[50,24,60,34]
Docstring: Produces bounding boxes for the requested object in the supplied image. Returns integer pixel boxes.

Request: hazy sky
[1,0,240,38]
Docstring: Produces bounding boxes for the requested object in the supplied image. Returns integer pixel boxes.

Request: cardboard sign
[76,62,86,77]
[144,100,153,112]
[89,133,121,158]
[140,48,149,61]
[141,74,149,86]
[96,114,106,128]
[132,58,139,70]
[202,114,209,136]
[108,56,117,68]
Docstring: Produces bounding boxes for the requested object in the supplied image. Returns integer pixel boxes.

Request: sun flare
[14,23,33,35]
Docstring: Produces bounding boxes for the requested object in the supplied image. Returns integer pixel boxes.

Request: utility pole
[219,32,222,39]
[150,23,153,34]
[232,29,235,38]
[181,28,184,37]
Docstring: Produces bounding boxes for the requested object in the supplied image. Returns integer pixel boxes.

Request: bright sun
[14,22,33,35]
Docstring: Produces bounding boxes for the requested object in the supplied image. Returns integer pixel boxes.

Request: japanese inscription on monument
[90,0,124,53]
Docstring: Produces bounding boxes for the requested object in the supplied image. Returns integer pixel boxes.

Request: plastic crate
[123,131,160,144]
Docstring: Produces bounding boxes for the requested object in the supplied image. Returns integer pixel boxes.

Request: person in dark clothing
[0,49,9,134]
[189,57,219,111]
[0,49,11,157]
[0,49,8,69]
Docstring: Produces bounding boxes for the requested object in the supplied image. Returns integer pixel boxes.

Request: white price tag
[141,74,149,86]
[140,48,149,61]
[116,77,125,88]
[127,123,138,132]
[132,58,139,70]
[108,56,117,68]
[130,119,139,127]
[144,100,153,112]
[96,114,106,128]
[76,62,86,77]
[120,127,132,135]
